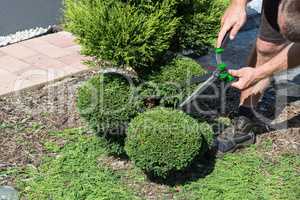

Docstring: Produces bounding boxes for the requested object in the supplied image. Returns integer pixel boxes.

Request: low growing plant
[125,107,213,178]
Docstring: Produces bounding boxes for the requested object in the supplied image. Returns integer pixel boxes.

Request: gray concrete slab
[0,0,62,36]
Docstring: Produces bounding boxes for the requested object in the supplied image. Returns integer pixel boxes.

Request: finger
[217,24,232,48]
[229,23,242,40]
[228,69,240,77]
[230,81,240,89]
[231,81,243,90]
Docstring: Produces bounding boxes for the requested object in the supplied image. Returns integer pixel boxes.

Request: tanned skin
[217,0,300,107]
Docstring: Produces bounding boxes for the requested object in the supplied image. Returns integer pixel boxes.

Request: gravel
[0,26,53,47]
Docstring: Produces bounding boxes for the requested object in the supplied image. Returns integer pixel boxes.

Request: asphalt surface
[0,0,62,36]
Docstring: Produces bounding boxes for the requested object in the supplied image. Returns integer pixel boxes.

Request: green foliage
[175,147,300,200]
[10,126,300,199]
[64,0,228,72]
[64,0,179,71]
[139,57,206,107]
[17,128,140,200]
[125,107,213,178]
[177,0,229,54]
[77,73,143,155]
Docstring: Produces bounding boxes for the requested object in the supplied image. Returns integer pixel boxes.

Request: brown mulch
[257,128,300,157]
[0,68,99,185]
[0,70,97,131]
[256,100,300,156]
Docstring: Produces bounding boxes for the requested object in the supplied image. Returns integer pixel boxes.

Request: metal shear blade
[179,31,230,108]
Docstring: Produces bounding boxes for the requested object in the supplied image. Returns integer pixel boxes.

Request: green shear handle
[215,30,236,83]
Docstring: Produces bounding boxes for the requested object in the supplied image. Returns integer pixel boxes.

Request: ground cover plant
[174,146,300,200]
[16,129,141,200]
[11,128,300,199]
[125,107,213,178]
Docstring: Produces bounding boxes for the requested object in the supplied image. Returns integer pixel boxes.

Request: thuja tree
[176,0,229,54]
[64,0,180,72]
[64,0,228,71]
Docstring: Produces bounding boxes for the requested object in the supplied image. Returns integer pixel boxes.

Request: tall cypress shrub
[176,0,229,54]
[64,0,180,72]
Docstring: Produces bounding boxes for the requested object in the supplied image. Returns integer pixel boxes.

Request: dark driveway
[0,0,62,36]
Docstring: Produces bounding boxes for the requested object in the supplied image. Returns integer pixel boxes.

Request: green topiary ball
[125,107,213,178]
[139,57,206,107]
[77,73,143,155]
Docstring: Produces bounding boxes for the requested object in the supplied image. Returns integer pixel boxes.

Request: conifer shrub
[139,57,206,107]
[77,73,143,155]
[64,0,179,72]
[64,0,229,72]
[125,107,214,178]
[177,0,229,54]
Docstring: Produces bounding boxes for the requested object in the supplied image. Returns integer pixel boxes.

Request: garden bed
[0,68,98,185]
[0,68,299,199]
[1,0,300,198]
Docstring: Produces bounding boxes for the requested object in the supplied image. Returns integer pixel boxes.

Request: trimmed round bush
[77,73,143,155]
[139,57,207,107]
[125,107,213,178]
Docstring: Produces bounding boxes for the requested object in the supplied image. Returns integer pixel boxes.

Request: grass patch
[16,128,141,200]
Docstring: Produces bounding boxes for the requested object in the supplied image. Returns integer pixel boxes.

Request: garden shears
[179,30,235,108]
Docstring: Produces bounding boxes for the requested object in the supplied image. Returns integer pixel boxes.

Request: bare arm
[217,0,250,47]
[229,43,300,90]
[255,43,300,79]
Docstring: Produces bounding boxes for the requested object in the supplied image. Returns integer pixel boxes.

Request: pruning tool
[179,30,235,108]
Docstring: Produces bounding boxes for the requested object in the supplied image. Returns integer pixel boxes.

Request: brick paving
[0,31,89,95]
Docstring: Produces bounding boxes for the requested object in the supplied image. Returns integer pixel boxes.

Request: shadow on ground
[146,148,217,186]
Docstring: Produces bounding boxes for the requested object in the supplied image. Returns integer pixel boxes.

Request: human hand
[229,67,259,90]
[217,2,247,47]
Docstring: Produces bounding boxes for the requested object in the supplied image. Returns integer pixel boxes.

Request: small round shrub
[125,107,213,178]
[139,57,206,107]
[77,73,143,155]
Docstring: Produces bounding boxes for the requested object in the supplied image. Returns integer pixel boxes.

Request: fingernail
[230,35,234,40]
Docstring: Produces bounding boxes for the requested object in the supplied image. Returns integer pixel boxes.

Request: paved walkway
[0,31,89,95]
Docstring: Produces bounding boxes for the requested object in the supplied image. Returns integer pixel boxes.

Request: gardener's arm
[217,0,250,47]
[229,43,300,90]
